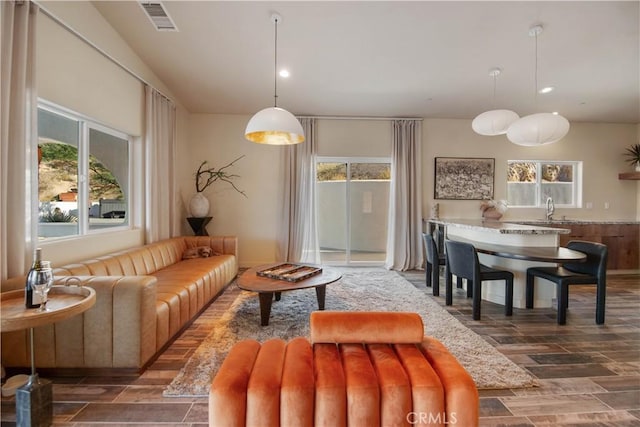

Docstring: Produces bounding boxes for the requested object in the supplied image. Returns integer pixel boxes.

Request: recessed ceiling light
[539,86,554,94]
[279,69,290,78]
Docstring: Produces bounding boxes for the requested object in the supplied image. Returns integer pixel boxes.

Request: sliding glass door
[316,157,391,265]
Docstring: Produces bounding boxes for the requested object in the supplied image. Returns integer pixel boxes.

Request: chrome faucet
[545,197,555,221]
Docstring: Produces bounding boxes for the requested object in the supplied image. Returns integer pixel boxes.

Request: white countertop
[427,218,571,235]
[508,219,640,225]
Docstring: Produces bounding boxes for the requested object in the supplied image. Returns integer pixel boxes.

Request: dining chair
[422,231,446,296]
[526,240,608,325]
[444,240,514,320]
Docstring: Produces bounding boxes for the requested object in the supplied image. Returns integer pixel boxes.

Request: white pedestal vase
[189,192,210,218]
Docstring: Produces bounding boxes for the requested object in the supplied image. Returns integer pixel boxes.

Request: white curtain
[144,85,178,243]
[385,120,424,271]
[278,118,320,263]
[1,1,38,279]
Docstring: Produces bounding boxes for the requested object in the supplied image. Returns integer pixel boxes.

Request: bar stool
[422,232,446,296]
[444,240,514,320]
[526,240,607,325]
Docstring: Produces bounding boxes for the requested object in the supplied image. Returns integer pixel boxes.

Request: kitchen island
[510,220,640,270]
[428,219,573,308]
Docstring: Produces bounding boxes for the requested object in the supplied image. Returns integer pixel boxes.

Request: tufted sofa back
[53,236,236,277]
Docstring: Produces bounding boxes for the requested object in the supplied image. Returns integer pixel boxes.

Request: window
[316,157,391,264]
[37,103,131,240]
[507,160,582,208]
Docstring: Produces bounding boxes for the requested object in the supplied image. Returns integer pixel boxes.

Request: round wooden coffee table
[238,264,341,326]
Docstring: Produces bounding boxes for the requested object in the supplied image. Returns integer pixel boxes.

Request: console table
[187,216,212,236]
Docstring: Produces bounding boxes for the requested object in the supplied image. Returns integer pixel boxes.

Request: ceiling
[92,1,640,124]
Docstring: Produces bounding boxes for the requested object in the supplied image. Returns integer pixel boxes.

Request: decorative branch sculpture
[195,155,247,197]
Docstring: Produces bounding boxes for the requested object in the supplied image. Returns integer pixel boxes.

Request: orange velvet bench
[209,311,479,427]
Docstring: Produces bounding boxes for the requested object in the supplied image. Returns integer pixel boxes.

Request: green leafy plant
[195,155,246,197]
[623,143,640,166]
[39,205,77,223]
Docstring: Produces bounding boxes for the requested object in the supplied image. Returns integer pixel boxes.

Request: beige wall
[423,119,639,221]
[180,114,280,266]
[37,14,143,136]
[181,117,393,267]
[317,119,392,157]
[34,1,189,267]
[185,117,638,267]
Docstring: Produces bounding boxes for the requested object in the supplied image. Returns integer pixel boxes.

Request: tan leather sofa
[210,311,479,427]
[1,236,238,374]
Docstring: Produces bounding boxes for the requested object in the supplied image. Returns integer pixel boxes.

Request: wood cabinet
[559,223,639,269]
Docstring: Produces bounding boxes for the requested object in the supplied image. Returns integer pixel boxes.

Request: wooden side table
[187,217,212,236]
[1,283,96,426]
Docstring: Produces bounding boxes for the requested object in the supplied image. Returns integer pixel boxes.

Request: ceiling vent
[139,2,178,32]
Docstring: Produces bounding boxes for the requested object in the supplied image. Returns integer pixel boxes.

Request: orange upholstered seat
[209,311,479,427]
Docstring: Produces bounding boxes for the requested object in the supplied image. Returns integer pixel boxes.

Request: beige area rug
[164,267,537,397]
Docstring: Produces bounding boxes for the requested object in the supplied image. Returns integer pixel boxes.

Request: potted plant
[623,143,640,172]
[190,155,246,217]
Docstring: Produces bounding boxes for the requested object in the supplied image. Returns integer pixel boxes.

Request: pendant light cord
[273,16,279,108]
[492,73,497,108]
[534,30,538,108]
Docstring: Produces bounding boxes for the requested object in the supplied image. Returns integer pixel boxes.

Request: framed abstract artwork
[434,157,495,200]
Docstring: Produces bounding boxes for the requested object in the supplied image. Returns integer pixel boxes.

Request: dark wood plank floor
[1,271,638,426]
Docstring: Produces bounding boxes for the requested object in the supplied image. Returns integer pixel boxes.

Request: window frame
[506,159,583,208]
[315,156,391,265]
[37,100,133,241]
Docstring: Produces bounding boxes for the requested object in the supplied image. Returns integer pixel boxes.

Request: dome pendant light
[472,68,519,136]
[245,13,305,145]
[507,25,569,146]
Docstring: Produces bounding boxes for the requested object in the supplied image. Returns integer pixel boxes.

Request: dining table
[428,218,586,308]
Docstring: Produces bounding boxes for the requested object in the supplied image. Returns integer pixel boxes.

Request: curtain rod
[35,1,174,104]
[296,115,423,121]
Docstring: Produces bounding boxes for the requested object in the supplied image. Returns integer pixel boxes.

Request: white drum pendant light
[472,68,519,136]
[245,14,304,145]
[507,112,570,146]
[472,109,520,136]
[507,25,570,146]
